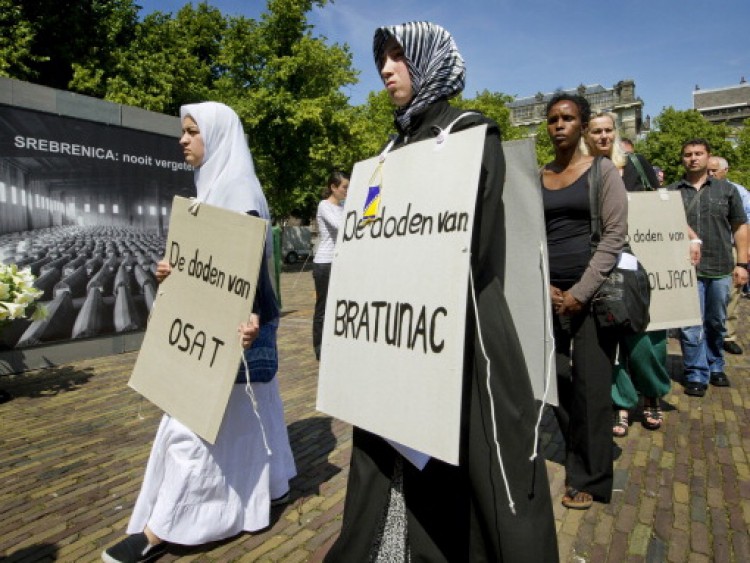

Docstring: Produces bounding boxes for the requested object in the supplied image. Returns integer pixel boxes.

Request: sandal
[612,410,629,438]
[642,399,663,431]
[562,487,593,510]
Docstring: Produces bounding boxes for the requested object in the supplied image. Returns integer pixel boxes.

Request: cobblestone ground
[1,268,748,562]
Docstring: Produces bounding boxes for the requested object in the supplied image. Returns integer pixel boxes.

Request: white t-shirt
[314,199,344,264]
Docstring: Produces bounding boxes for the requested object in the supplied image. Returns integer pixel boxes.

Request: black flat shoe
[723,341,742,354]
[684,381,707,397]
[709,372,730,387]
[101,533,166,563]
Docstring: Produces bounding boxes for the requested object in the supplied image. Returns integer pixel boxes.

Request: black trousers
[312,262,331,360]
[553,310,618,502]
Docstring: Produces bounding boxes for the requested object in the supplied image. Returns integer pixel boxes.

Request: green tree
[639,108,735,184]
[452,90,525,141]
[0,0,45,78]
[346,90,397,158]
[731,118,750,188]
[3,0,138,89]
[534,121,555,168]
[218,0,358,219]
[71,3,226,113]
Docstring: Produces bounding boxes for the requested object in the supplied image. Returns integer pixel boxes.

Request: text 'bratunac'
[334,299,448,354]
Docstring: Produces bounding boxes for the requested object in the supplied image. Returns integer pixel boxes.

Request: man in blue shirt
[708,155,750,355]
[668,140,748,397]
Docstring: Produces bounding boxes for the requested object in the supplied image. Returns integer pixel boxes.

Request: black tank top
[542,172,591,290]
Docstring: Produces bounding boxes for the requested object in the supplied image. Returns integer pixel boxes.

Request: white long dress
[127,379,296,545]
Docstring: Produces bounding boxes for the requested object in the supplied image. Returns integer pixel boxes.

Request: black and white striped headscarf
[373,21,466,131]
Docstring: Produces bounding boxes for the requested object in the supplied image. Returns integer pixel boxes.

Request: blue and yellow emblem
[362,185,381,224]
[360,161,384,226]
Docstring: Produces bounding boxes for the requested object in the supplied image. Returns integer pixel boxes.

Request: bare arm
[567,159,627,307]
[732,223,749,286]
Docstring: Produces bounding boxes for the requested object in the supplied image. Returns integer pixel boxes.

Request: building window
[149,205,156,216]
[514,106,534,120]
[113,204,119,214]
[84,203,91,213]
[0,182,5,203]
[12,186,17,205]
[99,203,105,214]
[161,206,168,216]
[137,205,143,215]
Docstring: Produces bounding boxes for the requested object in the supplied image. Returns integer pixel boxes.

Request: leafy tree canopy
[731,118,750,188]
[4,0,139,88]
[71,3,226,113]
[452,90,525,141]
[0,0,44,78]
[534,121,555,168]
[638,108,735,185]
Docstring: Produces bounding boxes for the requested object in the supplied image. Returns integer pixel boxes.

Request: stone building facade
[507,79,645,139]
[693,79,750,128]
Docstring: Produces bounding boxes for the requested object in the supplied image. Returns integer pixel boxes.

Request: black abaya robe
[325,101,559,563]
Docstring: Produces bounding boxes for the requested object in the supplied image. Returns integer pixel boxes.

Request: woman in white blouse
[312,170,349,360]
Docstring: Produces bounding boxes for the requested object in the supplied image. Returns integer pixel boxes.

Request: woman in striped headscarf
[324,22,558,563]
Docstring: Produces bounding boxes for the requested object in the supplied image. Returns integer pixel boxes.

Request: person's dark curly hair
[545,93,591,126]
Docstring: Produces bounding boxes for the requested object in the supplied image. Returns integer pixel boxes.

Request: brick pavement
[1,268,749,562]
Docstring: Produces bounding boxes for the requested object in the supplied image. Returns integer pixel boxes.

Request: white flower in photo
[0,282,10,301]
[15,287,43,304]
[2,301,27,319]
[0,263,46,330]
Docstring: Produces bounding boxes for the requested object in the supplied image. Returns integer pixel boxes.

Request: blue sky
[138,0,750,123]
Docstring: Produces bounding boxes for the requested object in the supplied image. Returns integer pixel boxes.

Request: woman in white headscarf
[324,22,558,563]
[102,102,296,563]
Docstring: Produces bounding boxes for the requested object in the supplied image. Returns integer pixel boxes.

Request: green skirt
[612,330,671,409]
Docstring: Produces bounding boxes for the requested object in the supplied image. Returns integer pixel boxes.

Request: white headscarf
[179,102,270,221]
[180,101,272,255]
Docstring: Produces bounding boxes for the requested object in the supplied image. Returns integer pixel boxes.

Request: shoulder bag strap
[588,156,602,253]
[627,153,654,191]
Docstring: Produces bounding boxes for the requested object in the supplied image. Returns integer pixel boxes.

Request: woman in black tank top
[541,93,627,511]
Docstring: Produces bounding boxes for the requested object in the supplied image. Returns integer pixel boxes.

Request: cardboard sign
[626,191,702,330]
[129,196,267,443]
[316,127,484,465]
[502,139,558,406]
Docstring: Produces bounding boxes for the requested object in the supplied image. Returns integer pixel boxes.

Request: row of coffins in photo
[1,225,164,348]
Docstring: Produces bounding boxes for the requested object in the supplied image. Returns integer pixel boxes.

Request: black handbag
[588,157,651,333]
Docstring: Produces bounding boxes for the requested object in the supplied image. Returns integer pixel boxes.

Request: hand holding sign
[129,196,267,444]
[239,314,260,349]
[155,259,172,284]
